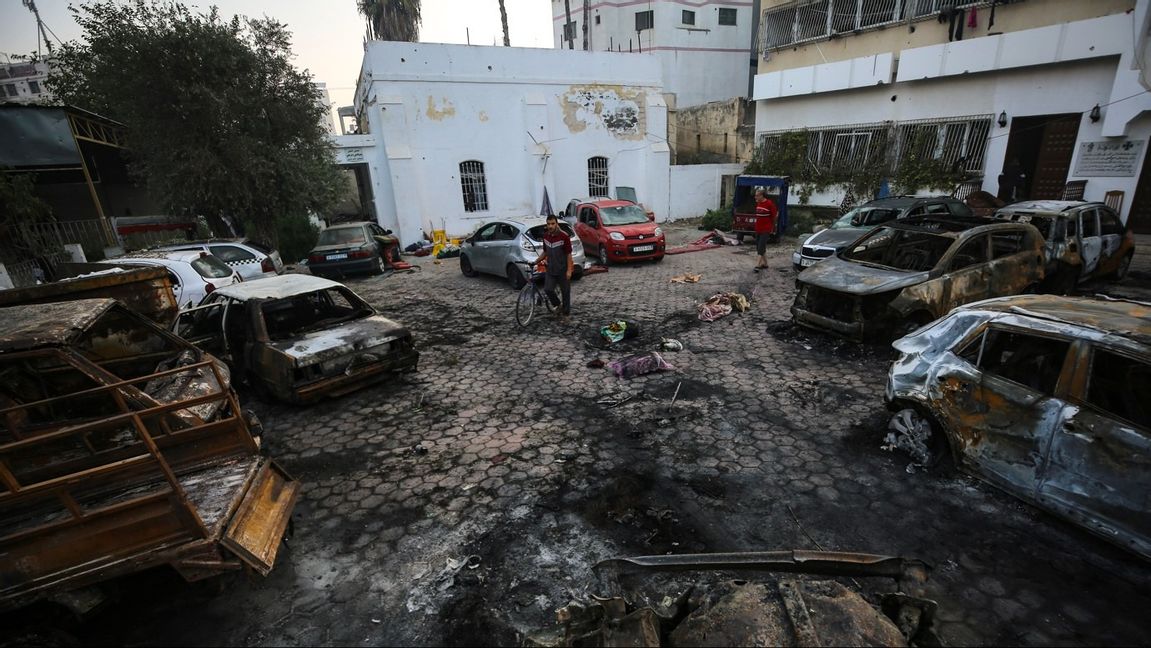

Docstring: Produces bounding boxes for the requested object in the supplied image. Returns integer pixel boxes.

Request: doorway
[1127,141,1151,233]
[1000,114,1080,201]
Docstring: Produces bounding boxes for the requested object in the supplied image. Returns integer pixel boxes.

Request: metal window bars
[757,114,992,177]
[459,160,489,212]
[760,0,989,54]
[588,157,610,197]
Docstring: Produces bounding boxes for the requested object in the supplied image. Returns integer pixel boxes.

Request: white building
[314,81,336,134]
[0,59,52,103]
[336,41,673,245]
[751,0,1151,232]
[551,0,757,108]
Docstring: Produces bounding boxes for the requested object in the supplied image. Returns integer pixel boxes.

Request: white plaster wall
[356,42,670,243]
[668,163,744,220]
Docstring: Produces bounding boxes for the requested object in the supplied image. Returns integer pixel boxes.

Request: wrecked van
[0,299,297,621]
[175,274,419,403]
[791,216,1045,341]
[884,294,1151,561]
[992,200,1136,292]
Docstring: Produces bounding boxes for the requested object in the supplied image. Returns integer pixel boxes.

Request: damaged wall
[348,41,671,244]
[676,98,755,165]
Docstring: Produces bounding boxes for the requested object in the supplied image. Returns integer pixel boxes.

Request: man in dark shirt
[536,214,574,320]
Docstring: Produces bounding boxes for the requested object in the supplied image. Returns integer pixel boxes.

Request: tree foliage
[0,171,55,258]
[359,0,421,42]
[49,0,343,246]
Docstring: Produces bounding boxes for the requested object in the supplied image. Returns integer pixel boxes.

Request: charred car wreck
[0,299,298,622]
[175,275,419,403]
[885,294,1151,561]
[792,216,1045,341]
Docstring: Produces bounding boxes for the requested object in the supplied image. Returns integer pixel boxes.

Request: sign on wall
[1073,139,1145,177]
[337,147,365,165]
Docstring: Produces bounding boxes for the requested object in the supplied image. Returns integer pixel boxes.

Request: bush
[266,213,319,264]
[700,206,732,231]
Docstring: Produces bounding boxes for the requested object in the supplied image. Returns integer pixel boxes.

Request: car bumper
[792,252,822,270]
[307,258,377,277]
[290,344,420,404]
[606,240,665,262]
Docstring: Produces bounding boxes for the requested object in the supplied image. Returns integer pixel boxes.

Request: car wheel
[598,245,611,267]
[460,254,477,277]
[506,263,526,289]
[887,407,952,471]
[373,254,387,275]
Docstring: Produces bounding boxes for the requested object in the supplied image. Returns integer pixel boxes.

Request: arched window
[587,156,609,197]
[459,160,488,212]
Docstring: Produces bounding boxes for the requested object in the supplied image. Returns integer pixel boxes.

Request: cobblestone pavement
[90,223,1151,646]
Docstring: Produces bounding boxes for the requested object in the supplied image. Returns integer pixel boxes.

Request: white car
[101,250,242,308]
[156,239,284,281]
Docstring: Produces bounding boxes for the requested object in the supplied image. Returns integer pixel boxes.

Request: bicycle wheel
[515,283,537,328]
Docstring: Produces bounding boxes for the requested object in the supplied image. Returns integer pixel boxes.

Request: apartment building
[752,0,1151,232]
[0,59,52,104]
[551,1,758,109]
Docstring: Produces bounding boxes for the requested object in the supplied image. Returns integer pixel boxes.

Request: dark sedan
[307,222,392,278]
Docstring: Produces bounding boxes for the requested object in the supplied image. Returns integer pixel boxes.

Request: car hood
[271,315,410,366]
[805,227,867,249]
[605,222,661,237]
[799,256,929,294]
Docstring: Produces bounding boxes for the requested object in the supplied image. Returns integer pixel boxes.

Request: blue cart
[731,175,790,243]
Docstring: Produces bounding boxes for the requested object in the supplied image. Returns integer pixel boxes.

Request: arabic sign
[337,147,365,165]
[1073,139,1145,177]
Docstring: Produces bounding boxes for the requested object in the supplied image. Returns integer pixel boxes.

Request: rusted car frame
[791,216,1045,341]
[0,263,179,326]
[174,275,419,403]
[885,294,1151,561]
[0,299,298,615]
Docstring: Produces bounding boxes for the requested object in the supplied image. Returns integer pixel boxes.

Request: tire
[506,263,526,289]
[460,254,477,277]
[599,245,611,267]
[515,284,537,328]
[887,407,952,471]
[372,255,387,275]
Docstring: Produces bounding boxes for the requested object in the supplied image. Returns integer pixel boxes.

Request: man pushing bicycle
[535,214,574,322]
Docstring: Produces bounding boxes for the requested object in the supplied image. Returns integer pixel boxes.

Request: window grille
[760,0,986,54]
[459,161,489,212]
[719,8,738,26]
[636,10,654,31]
[563,21,577,41]
[757,115,992,177]
[588,157,609,197]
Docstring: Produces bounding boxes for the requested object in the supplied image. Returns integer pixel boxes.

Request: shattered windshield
[842,226,954,272]
[832,207,899,229]
[317,227,367,246]
[600,205,649,226]
[260,287,374,340]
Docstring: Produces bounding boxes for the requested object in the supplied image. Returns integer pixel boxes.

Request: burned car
[175,275,418,403]
[884,294,1151,561]
[993,200,1136,292]
[791,216,1045,341]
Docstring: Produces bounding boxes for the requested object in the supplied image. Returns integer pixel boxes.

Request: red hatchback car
[568,199,665,265]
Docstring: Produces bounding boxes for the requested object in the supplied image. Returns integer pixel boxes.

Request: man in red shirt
[753,188,778,272]
[535,214,574,321]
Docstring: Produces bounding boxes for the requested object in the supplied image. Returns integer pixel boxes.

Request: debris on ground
[435,244,460,259]
[600,319,641,344]
[882,409,935,473]
[584,265,609,275]
[665,230,741,256]
[697,292,749,322]
[670,274,702,284]
[586,358,605,368]
[660,338,683,352]
[608,352,674,379]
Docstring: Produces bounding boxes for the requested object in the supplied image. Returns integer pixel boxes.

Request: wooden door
[1030,116,1080,199]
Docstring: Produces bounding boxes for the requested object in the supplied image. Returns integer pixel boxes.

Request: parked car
[460,217,588,288]
[793,196,973,271]
[567,198,665,265]
[174,274,419,403]
[992,200,1136,292]
[791,216,1045,341]
[884,294,1151,561]
[306,221,392,278]
[158,239,284,281]
[100,249,242,309]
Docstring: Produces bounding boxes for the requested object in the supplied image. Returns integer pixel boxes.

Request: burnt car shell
[791,216,1044,341]
[885,294,1151,561]
[176,275,418,404]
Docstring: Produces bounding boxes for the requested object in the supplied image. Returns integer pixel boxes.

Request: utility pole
[582,0,590,51]
[564,0,573,49]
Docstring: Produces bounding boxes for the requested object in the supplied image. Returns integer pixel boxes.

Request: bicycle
[514,261,554,328]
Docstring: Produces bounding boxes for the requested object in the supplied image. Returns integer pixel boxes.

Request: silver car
[459,217,588,288]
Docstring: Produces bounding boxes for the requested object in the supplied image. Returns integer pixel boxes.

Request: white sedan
[101,250,242,308]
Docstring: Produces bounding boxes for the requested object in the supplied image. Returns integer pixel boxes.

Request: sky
[0,0,555,123]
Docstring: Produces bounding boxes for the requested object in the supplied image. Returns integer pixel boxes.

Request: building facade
[551,0,758,109]
[0,59,52,104]
[752,0,1151,232]
[338,42,671,244]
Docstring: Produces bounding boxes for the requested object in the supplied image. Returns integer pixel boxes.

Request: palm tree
[498,0,510,46]
[358,0,421,42]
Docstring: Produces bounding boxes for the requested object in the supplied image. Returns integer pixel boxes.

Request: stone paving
[90,223,1151,646]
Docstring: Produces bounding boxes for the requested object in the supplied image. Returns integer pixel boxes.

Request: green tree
[359,0,421,42]
[0,170,55,258]
[49,0,342,247]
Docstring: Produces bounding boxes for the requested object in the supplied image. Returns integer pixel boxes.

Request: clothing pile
[435,244,460,259]
[697,292,749,322]
[406,239,436,257]
[608,352,674,379]
[600,319,641,345]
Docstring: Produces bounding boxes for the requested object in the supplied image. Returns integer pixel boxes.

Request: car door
[1040,343,1151,551]
[491,223,519,271]
[468,222,501,273]
[173,296,227,358]
[937,326,1074,497]
[1078,207,1103,277]
[987,229,1042,296]
[1096,207,1125,271]
[575,206,600,249]
[940,234,991,311]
